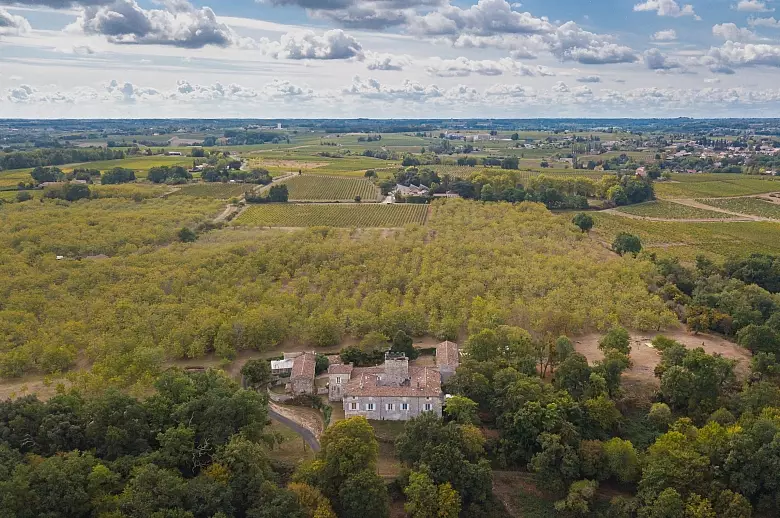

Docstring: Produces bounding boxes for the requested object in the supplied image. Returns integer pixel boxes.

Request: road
[269,407,321,452]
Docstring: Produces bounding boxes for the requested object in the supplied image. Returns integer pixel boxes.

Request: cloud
[733,0,773,12]
[652,29,677,41]
[342,75,445,101]
[0,0,111,7]
[713,22,758,41]
[262,0,444,29]
[644,48,682,69]
[0,8,31,36]
[68,0,238,48]
[706,41,780,71]
[410,0,554,36]
[749,16,780,27]
[549,22,639,64]
[424,56,553,77]
[259,29,363,59]
[577,75,601,83]
[364,51,412,71]
[634,0,699,18]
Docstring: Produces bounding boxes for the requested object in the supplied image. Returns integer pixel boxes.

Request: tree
[338,470,389,518]
[268,185,289,203]
[315,354,329,375]
[602,438,640,484]
[572,213,594,233]
[101,167,136,185]
[554,353,592,399]
[314,417,378,498]
[16,191,33,202]
[641,488,685,518]
[288,482,336,518]
[648,403,672,431]
[404,470,461,518]
[31,166,63,184]
[511,133,520,141]
[178,227,197,243]
[241,359,272,390]
[391,330,419,360]
[736,325,780,354]
[444,395,479,424]
[599,327,631,354]
[613,232,642,256]
[555,480,598,516]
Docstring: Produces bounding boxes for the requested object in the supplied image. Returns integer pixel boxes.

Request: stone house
[290,352,316,396]
[435,340,460,383]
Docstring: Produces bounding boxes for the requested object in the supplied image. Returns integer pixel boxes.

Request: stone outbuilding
[290,352,316,396]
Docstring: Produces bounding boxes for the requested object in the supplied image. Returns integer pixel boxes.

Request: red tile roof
[344,366,441,398]
[328,363,354,375]
[436,341,460,368]
[291,352,316,380]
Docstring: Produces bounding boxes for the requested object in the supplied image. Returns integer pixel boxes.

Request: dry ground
[575,324,751,389]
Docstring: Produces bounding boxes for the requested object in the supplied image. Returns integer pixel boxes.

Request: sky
[3,0,780,118]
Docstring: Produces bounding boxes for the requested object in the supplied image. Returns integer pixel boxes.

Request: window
[424,403,432,411]
[367,403,375,411]
[401,403,409,410]
[386,403,394,411]
[336,376,341,384]
[350,402,357,410]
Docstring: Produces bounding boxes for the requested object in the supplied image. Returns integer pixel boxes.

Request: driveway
[269,407,321,452]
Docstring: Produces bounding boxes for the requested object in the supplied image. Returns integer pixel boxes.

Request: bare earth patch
[575,324,751,389]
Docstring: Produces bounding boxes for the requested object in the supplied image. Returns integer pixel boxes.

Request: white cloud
[652,29,677,41]
[364,52,411,71]
[706,41,780,71]
[749,16,780,27]
[713,22,758,41]
[68,0,239,48]
[577,75,601,83]
[424,56,554,77]
[409,0,554,36]
[644,48,683,69]
[634,0,699,18]
[0,8,32,36]
[258,29,363,59]
[733,0,773,12]
[549,22,638,64]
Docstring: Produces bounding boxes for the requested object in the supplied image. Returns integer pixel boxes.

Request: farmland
[592,212,780,262]
[234,203,428,227]
[281,175,381,201]
[654,174,780,198]
[612,200,734,220]
[171,183,254,199]
[699,197,780,220]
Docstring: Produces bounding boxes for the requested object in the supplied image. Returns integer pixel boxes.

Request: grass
[171,183,254,199]
[655,174,780,198]
[591,212,780,262]
[613,200,734,220]
[234,203,429,228]
[265,420,316,465]
[280,175,381,202]
[699,197,780,220]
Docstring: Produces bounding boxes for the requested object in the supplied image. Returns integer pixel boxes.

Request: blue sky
[2,0,780,118]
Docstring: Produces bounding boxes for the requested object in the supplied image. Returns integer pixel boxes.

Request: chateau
[327,341,460,421]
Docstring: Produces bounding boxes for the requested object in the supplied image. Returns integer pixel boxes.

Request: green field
[281,175,380,201]
[592,212,780,262]
[699,197,780,220]
[655,174,780,198]
[613,200,734,220]
[171,183,254,199]
[234,203,428,227]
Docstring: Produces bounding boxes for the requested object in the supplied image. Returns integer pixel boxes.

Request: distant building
[167,151,183,156]
[396,184,429,196]
[635,167,647,178]
[328,342,461,421]
[433,192,460,199]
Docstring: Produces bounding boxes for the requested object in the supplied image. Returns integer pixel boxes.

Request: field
[612,200,734,220]
[592,212,780,262]
[655,174,780,198]
[280,175,381,201]
[248,153,397,177]
[234,203,429,227]
[699,197,780,220]
[171,183,254,199]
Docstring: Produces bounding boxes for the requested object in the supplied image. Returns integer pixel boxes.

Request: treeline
[0,147,125,170]
[203,167,272,185]
[654,254,780,353]
[223,130,288,146]
[0,369,324,517]
[445,322,780,516]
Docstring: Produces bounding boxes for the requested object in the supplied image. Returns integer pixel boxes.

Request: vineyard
[171,183,253,199]
[234,203,428,227]
[655,175,780,198]
[613,200,734,220]
[280,175,381,201]
[699,197,780,220]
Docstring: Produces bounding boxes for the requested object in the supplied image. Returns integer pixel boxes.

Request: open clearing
[655,174,780,198]
[280,174,381,202]
[171,183,254,199]
[234,203,429,227]
[575,325,751,390]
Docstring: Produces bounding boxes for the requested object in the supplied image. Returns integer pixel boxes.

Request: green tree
[444,395,479,424]
[404,470,438,518]
[648,402,673,431]
[572,213,594,233]
[640,488,685,518]
[241,359,272,390]
[315,417,378,497]
[178,227,197,243]
[612,232,642,256]
[269,185,289,203]
[338,470,389,518]
[391,330,419,360]
[599,326,631,354]
[554,353,592,399]
[555,479,598,516]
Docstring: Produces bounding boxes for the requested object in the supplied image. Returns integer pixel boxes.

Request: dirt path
[269,405,321,452]
[602,207,754,223]
[269,401,325,440]
[668,198,773,221]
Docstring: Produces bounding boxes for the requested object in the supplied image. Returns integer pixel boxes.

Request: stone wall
[291,376,314,396]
